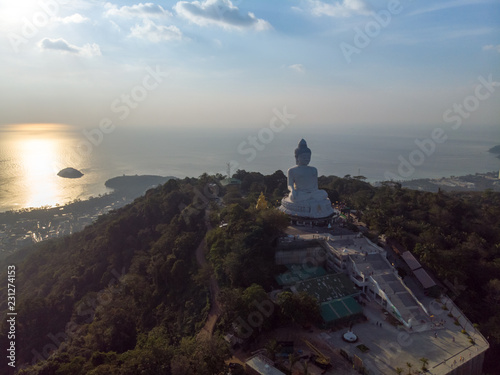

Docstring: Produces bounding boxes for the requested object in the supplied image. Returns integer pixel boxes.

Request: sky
[0,0,499,132]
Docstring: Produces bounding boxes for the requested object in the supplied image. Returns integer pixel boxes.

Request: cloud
[105,2,173,18]
[174,0,271,31]
[38,38,101,57]
[483,44,500,53]
[289,64,305,73]
[130,19,183,42]
[55,13,89,24]
[307,0,372,17]
[408,0,491,17]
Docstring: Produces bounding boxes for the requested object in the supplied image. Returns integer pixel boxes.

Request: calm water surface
[0,124,498,212]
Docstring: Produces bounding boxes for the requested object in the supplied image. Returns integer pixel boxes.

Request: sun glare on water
[17,133,72,207]
[18,138,62,208]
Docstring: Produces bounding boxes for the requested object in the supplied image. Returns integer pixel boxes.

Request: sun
[0,1,50,30]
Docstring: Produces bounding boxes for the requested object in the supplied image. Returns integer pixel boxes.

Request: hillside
[0,179,228,374]
[488,145,500,156]
[1,172,500,374]
[105,175,177,195]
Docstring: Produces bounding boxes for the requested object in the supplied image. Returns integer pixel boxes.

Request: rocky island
[57,167,84,178]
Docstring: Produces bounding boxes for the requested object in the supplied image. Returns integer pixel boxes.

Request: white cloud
[55,13,89,24]
[308,0,371,17]
[130,19,183,42]
[483,44,500,53]
[289,64,305,73]
[408,0,491,17]
[174,0,271,31]
[38,38,101,57]
[105,2,172,18]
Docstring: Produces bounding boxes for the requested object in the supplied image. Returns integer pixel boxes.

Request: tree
[264,339,281,361]
[288,353,299,373]
[420,357,429,371]
[406,362,413,375]
[276,291,320,326]
[395,368,403,375]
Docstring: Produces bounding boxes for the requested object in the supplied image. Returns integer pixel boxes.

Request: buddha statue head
[294,139,311,166]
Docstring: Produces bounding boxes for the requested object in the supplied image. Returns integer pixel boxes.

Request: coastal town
[400,171,500,192]
[0,194,129,259]
[0,174,173,259]
[1,171,499,260]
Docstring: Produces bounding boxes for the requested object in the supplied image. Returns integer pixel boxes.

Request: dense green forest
[0,179,229,374]
[1,172,499,374]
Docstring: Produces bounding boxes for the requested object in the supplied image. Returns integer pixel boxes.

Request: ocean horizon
[0,125,499,213]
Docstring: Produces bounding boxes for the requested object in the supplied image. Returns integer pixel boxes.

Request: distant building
[245,354,285,375]
[220,177,241,187]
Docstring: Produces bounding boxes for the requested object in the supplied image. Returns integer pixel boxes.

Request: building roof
[245,354,286,375]
[220,178,241,186]
[401,251,422,271]
[413,268,437,289]
[292,273,359,303]
[275,265,327,286]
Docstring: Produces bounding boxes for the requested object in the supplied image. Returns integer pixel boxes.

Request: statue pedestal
[279,197,334,219]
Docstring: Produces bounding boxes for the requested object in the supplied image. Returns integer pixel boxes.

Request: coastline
[1,170,498,258]
[398,170,500,193]
[0,175,176,258]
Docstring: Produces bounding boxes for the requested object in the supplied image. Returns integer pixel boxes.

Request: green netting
[343,297,363,315]
[332,300,350,317]
[320,297,363,323]
[320,303,340,322]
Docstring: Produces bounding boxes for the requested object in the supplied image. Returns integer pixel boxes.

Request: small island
[489,145,500,159]
[57,167,84,179]
[105,175,176,195]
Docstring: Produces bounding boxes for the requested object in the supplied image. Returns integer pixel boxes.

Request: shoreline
[1,171,500,216]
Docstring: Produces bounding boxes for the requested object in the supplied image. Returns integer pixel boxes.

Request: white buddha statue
[279,139,334,219]
[287,139,328,202]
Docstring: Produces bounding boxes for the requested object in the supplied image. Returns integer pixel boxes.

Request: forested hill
[1,172,500,374]
[0,178,228,375]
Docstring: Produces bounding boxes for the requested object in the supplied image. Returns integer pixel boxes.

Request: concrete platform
[320,300,488,375]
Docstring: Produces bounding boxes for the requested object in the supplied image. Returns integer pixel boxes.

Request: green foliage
[0,179,216,374]
[3,172,500,374]
[276,291,321,326]
[350,185,500,337]
[207,204,288,289]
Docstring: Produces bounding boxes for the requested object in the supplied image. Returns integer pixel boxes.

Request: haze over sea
[0,124,499,213]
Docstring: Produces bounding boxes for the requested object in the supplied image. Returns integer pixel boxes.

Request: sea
[0,124,499,213]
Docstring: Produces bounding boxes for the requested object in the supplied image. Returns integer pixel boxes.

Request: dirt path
[196,209,222,339]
